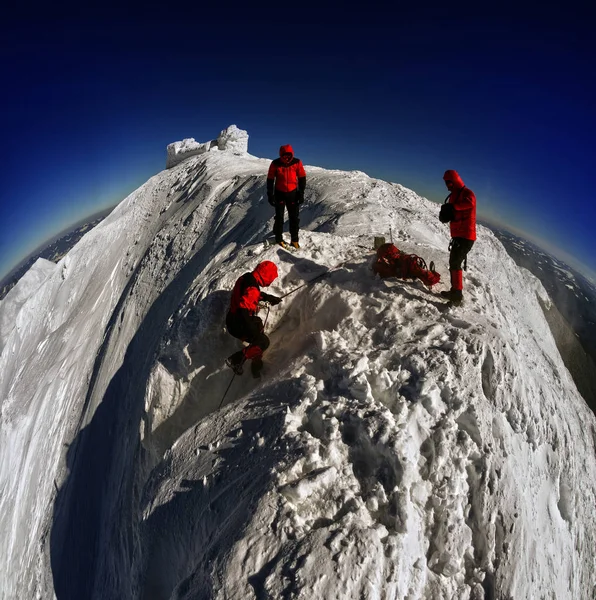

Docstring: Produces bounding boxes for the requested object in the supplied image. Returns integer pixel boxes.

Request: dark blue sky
[1,8,595,280]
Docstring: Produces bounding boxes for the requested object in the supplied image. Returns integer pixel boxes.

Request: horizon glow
[3,153,595,285]
[1,17,594,281]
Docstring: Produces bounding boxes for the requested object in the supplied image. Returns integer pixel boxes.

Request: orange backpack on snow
[372,243,440,288]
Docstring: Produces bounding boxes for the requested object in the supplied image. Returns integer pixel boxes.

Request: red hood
[443,169,465,189]
[279,144,294,158]
[253,261,278,287]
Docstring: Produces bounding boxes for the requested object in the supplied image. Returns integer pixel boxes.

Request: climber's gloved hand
[261,293,281,306]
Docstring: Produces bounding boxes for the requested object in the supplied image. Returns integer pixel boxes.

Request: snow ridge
[1,138,595,600]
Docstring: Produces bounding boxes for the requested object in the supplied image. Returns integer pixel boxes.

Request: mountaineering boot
[277,240,287,249]
[440,269,463,305]
[440,289,463,305]
[451,290,463,306]
[451,269,463,305]
[251,358,264,379]
[290,241,300,249]
[225,350,246,375]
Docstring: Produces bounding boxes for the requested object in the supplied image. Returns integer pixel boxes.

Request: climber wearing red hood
[439,169,476,305]
[267,144,307,249]
[225,260,281,377]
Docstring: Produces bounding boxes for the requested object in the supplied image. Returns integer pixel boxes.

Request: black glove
[439,203,455,223]
[261,293,281,305]
[267,193,275,206]
[296,190,305,204]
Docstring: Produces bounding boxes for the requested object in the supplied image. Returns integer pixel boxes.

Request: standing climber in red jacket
[225,260,282,378]
[267,144,307,249]
[439,169,476,305]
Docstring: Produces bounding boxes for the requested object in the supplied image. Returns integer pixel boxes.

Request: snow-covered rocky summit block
[166,124,249,168]
[1,138,595,600]
[216,124,249,154]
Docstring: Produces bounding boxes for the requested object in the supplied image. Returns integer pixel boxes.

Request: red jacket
[228,261,278,318]
[267,144,306,194]
[372,243,441,287]
[444,170,476,241]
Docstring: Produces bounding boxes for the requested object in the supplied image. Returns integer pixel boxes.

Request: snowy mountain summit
[166,125,249,168]
[1,126,595,600]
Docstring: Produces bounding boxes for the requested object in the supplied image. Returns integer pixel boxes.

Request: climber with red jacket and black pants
[225,260,281,377]
[439,169,476,305]
[267,144,307,249]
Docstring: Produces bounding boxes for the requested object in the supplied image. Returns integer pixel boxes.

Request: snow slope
[0,257,56,353]
[1,129,595,600]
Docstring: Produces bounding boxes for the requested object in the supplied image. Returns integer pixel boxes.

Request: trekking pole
[280,261,346,300]
[280,274,326,299]
[218,371,236,409]
[263,304,271,328]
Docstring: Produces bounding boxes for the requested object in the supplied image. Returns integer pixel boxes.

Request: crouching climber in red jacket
[225,260,281,378]
[439,169,476,305]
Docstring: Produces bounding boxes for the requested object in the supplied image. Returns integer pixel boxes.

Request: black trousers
[273,190,300,243]
[449,237,474,270]
[226,313,270,352]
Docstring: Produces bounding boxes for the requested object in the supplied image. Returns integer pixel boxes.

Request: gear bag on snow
[372,243,441,287]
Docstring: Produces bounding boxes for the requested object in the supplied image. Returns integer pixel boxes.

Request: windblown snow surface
[1,132,596,600]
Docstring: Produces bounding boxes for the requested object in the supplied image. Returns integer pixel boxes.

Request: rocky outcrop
[166,124,249,168]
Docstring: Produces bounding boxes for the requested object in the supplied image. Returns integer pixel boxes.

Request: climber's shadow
[378,276,447,310]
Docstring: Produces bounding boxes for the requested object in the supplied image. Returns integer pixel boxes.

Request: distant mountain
[0,208,114,301]
[484,224,596,409]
